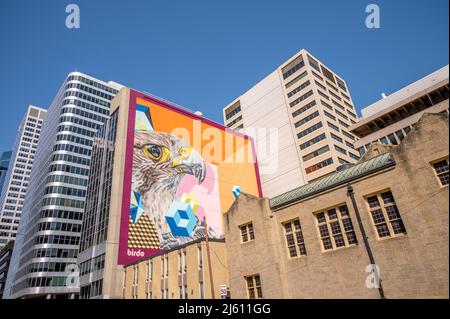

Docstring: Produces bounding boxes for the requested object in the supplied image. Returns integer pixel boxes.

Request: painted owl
[132,131,217,249]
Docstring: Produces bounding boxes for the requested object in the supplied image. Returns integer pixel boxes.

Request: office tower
[3,72,122,299]
[350,65,449,157]
[222,49,361,198]
[0,106,46,248]
[77,88,260,299]
[0,151,12,195]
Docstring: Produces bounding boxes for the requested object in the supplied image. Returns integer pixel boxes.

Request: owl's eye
[179,146,191,158]
[144,145,163,160]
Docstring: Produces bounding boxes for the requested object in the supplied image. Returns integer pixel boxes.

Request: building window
[282,219,307,258]
[147,260,152,282]
[197,243,203,269]
[431,158,449,186]
[366,190,406,239]
[315,204,358,251]
[245,274,263,299]
[305,157,333,174]
[240,223,255,243]
[199,282,205,299]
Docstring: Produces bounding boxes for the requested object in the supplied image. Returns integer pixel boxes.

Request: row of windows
[46,174,89,188]
[38,221,82,233]
[283,59,305,79]
[305,157,333,174]
[336,78,347,92]
[53,143,91,157]
[227,115,242,127]
[291,100,317,118]
[13,276,68,293]
[300,133,326,150]
[59,115,102,130]
[307,55,320,72]
[289,90,314,108]
[35,234,80,245]
[341,130,356,141]
[29,261,69,273]
[61,106,106,124]
[79,254,105,276]
[294,110,319,128]
[49,164,89,176]
[320,65,336,85]
[80,279,103,299]
[57,124,96,138]
[51,153,90,167]
[42,197,85,209]
[297,121,323,139]
[40,209,84,220]
[65,82,115,101]
[285,71,308,89]
[63,90,110,108]
[32,247,78,259]
[56,133,92,148]
[225,105,241,120]
[302,145,330,162]
[67,74,118,94]
[239,190,405,259]
[62,97,109,116]
[287,80,311,98]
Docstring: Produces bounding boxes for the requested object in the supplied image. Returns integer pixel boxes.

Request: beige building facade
[122,239,228,299]
[350,65,449,157]
[223,49,361,198]
[224,113,449,299]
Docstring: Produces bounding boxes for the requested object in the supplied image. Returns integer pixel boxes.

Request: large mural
[118,90,262,265]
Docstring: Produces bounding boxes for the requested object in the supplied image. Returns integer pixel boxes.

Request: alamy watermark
[65,4,80,29]
[365,264,381,289]
[365,4,381,29]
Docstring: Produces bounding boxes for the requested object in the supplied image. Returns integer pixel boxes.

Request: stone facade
[122,239,228,299]
[224,113,449,299]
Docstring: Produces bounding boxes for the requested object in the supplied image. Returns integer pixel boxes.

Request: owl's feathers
[133,131,217,249]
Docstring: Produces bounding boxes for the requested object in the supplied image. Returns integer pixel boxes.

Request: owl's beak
[173,149,206,183]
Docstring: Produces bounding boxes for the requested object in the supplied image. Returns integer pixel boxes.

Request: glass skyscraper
[0,151,12,200]
[0,106,46,249]
[3,72,122,299]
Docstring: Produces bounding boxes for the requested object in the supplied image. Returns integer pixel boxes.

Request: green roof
[270,152,396,209]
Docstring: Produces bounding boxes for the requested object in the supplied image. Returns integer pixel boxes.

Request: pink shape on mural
[177,163,222,235]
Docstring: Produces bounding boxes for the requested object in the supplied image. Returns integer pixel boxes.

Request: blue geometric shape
[232,185,242,199]
[135,104,154,132]
[130,191,145,223]
[165,200,197,237]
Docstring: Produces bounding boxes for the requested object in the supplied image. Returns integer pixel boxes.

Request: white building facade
[3,72,122,299]
[223,49,360,198]
[0,106,46,248]
[350,65,449,156]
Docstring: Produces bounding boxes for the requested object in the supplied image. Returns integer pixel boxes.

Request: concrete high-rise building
[222,49,360,198]
[0,106,46,248]
[349,65,449,157]
[0,151,12,196]
[3,72,122,299]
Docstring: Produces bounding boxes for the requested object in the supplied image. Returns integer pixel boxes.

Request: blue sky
[0,0,448,151]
